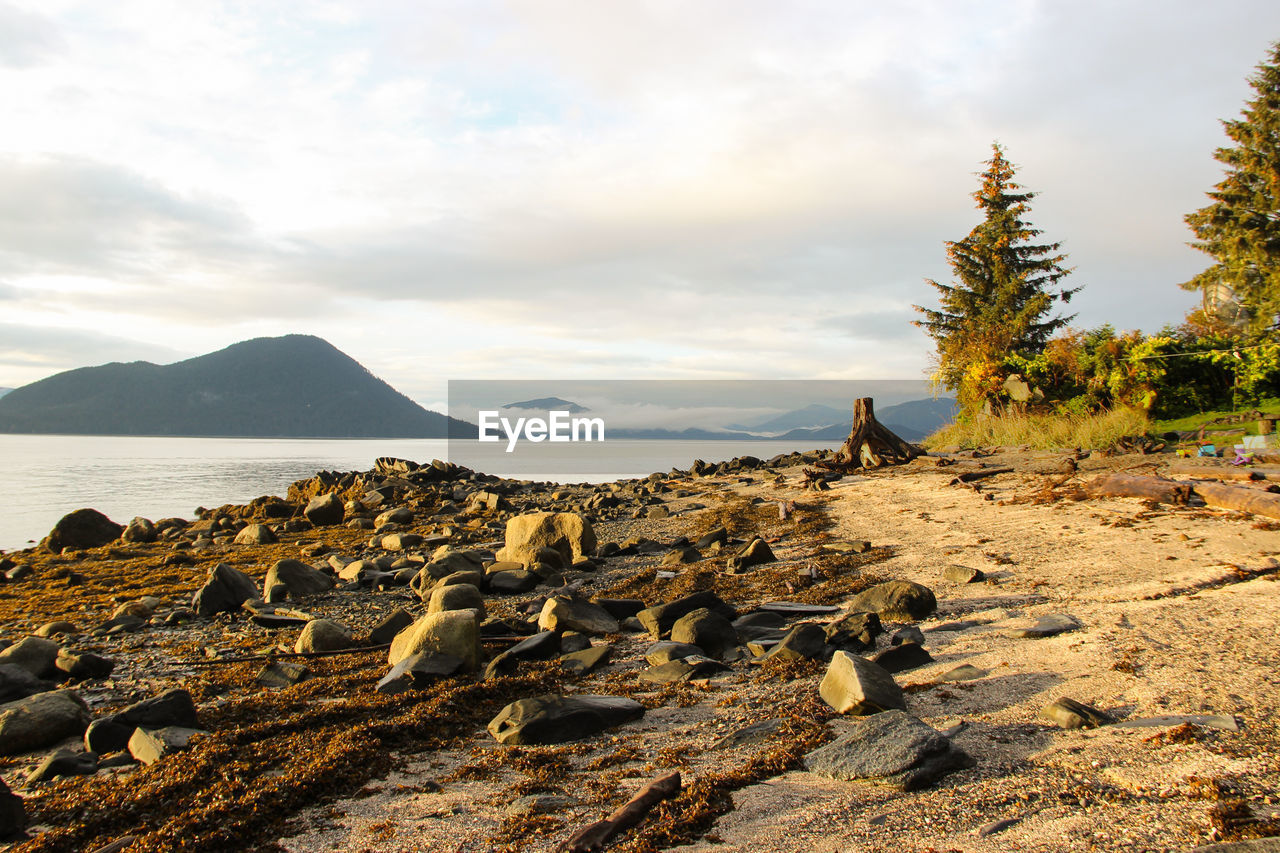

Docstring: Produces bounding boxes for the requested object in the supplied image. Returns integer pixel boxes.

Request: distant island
[501,396,588,413]
[0,335,472,438]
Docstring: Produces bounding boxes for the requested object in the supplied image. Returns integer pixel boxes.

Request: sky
[2,0,1279,411]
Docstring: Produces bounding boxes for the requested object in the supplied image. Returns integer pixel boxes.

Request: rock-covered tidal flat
[0,448,1278,852]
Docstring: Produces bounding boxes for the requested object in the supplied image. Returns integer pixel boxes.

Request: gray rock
[943,564,986,584]
[726,538,775,573]
[41,508,123,553]
[435,570,485,590]
[870,642,934,674]
[593,598,646,620]
[824,611,883,652]
[638,591,737,639]
[33,621,78,639]
[819,651,905,715]
[538,597,619,636]
[488,694,643,745]
[369,608,416,646]
[935,664,988,682]
[427,583,486,618]
[0,664,47,703]
[0,776,24,840]
[304,493,345,526]
[496,512,598,567]
[27,748,98,783]
[192,563,259,617]
[388,610,480,672]
[638,657,727,684]
[487,570,540,594]
[506,631,561,661]
[256,661,310,689]
[1014,614,1082,639]
[54,649,114,681]
[234,524,277,545]
[375,653,464,694]
[560,645,612,675]
[128,725,206,765]
[714,718,786,750]
[762,623,831,662]
[662,547,701,566]
[86,687,200,754]
[1040,697,1114,729]
[805,709,971,790]
[294,619,353,654]
[122,517,158,543]
[846,581,937,622]
[0,637,60,679]
[0,689,90,755]
[375,507,414,527]
[670,608,739,659]
[644,642,704,666]
[890,626,925,646]
[694,527,729,548]
[263,559,333,599]
[382,532,424,551]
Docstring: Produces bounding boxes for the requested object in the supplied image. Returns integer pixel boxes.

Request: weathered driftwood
[1087,473,1193,505]
[948,466,1014,485]
[559,771,681,853]
[1193,481,1280,519]
[1166,463,1263,482]
[820,397,920,472]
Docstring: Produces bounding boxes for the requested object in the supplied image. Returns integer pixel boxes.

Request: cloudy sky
[2,1,1278,409]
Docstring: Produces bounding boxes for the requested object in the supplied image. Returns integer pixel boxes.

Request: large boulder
[192,563,259,617]
[84,688,198,754]
[304,493,345,526]
[0,664,47,703]
[537,597,619,636]
[805,709,971,790]
[497,512,597,567]
[388,611,480,672]
[670,608,739,659]
[121,517,158,543]
[0,690,90,755]
[488,695,643,745]
[234,523,277,545]
[819,650,905,715]
[426,584,486,617]
[263,559,333,599]
[0,637,60,679]
[294,619,353,654]
[637,591,737,639]
[846,581,937,622]
[41,509,122,553]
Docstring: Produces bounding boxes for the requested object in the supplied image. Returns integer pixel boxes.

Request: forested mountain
[0,335,471,438]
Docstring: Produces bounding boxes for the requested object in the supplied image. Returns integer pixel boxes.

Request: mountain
[0,388,11,399]
[774,398,957,444]
[0,335,472,438]
[609,427,761,440]
[728,403,847,433]
[502,397,588,413]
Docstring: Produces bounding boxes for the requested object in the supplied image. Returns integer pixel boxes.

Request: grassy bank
[923,406,1151,451]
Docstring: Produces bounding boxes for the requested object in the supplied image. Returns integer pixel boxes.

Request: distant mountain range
[502,396,588,413]
[767,397,958,442]
[0,335,472,438]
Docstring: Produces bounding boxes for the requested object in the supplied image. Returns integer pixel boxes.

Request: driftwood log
[949,466,1014,485]
[819,397,920,472]
[1087,473,1193,505]
[1166,464,1264,482]
[558,771,681,853]
[1193,481,1280,519]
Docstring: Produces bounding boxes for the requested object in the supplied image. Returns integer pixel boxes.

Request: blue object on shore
[1198,444,1216,457]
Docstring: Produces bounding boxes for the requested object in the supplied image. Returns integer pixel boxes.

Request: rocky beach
[0,447,1278,852]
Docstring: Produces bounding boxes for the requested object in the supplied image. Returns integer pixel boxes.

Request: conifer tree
[1183,41,1280,337]
[914,143,1077,411]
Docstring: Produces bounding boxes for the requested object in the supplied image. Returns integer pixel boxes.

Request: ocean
[0,434,841,552]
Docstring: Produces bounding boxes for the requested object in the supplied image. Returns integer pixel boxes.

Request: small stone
[55,649,115,681]
[369,608,416,646]
[762,623,831,662]
[726,538,775,573]
[935,664,988,682]
[304,493,345,526]
[375,653,464,694]
[670,608,739,659]
[805,709,971,790]
[27,749,98,783]
[488,694,643,745]
[824,611,883,652]
[662,547,701,566]
[1040,697,1114,729]
[256,661,311,689]
[388,610,481,672]
[846,581,937,622]
[944,564,986,584]
[234,524,277,545]
[538,597,619,636]
[1014,614,1082,639]
[890,626,925,646]
[871,642,934,674]
[427,584,486,617]
[128,726,206,764]
[0,690,91,756]
[0,776,25,840]
[0,638,60,679]
[638,657,727,684]
[560,645,613,675]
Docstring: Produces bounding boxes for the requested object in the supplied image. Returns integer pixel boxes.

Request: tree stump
[820,398,921,472]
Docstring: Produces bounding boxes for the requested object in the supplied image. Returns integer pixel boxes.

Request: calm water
[0,435,840,552]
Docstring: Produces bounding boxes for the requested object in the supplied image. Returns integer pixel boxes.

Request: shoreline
[0,447,1277,851]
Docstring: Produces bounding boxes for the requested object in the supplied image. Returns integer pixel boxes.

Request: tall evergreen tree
[1183,41,1280,337]
[914,143,1077,411]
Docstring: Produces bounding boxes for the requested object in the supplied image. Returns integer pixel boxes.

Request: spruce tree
[914,143,1077,411]
[1183,41,1280,337]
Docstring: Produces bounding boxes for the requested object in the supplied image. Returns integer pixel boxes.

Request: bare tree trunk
[821,397,921,472]
[1087,473,1193,505]
[1193,481,1280,519]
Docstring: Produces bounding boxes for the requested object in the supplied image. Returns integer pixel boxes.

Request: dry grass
[924,406,1152,451]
